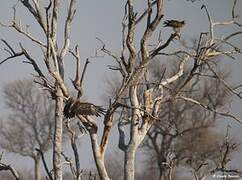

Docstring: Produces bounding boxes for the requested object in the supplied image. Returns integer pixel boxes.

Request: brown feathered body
[164,20,185,34]
[63,97,106,118]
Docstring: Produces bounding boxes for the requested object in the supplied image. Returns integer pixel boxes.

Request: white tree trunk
[124,146,137,180]
[34,155,41,180]
[90,132,110,180]
[94,152,110,180]
[123,127,148,180]
[53,87,64,180]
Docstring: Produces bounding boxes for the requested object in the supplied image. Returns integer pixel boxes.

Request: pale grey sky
[0,0,242,177]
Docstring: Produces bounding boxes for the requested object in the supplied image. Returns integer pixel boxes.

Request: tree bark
[53,86,64,180]
[90,132,110,180]
[94,151,109,180]
[157,156,166,180]
[158,167,165,180]
[124,146,137,180]
[34,155,41,180]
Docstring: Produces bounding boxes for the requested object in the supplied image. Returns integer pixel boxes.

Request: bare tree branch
[178,95,242,123]
[60,0,76,60]
[36,148,54,180]
[0,162,20,180]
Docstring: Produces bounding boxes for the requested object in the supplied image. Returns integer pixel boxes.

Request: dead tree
[0,1,242,180]
[188,126,242,180]
[0,161,20,180]
[0,79,54,180]
[99,0,242,180]
[0,1,111,180]
[0,1,75,180]
[140,62,233,180]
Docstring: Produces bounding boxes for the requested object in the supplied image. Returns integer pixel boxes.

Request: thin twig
[35,148,53,180]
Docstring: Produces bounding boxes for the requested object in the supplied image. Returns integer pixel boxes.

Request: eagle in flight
[164,20,185,35]
[63,97,106,118]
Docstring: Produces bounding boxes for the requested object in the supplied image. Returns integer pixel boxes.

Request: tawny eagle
[63,97,106,118]
[164,20,185,35]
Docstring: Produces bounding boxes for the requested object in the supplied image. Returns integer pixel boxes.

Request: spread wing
[164,20,185,37]
[163,20,185,28]
[64,98,106,118]
[63,97,75,118]
[164,20,174,27]
[75,102,106,117]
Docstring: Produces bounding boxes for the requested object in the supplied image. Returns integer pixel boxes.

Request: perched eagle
[63,97,106,118]
[164,20,185,35]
